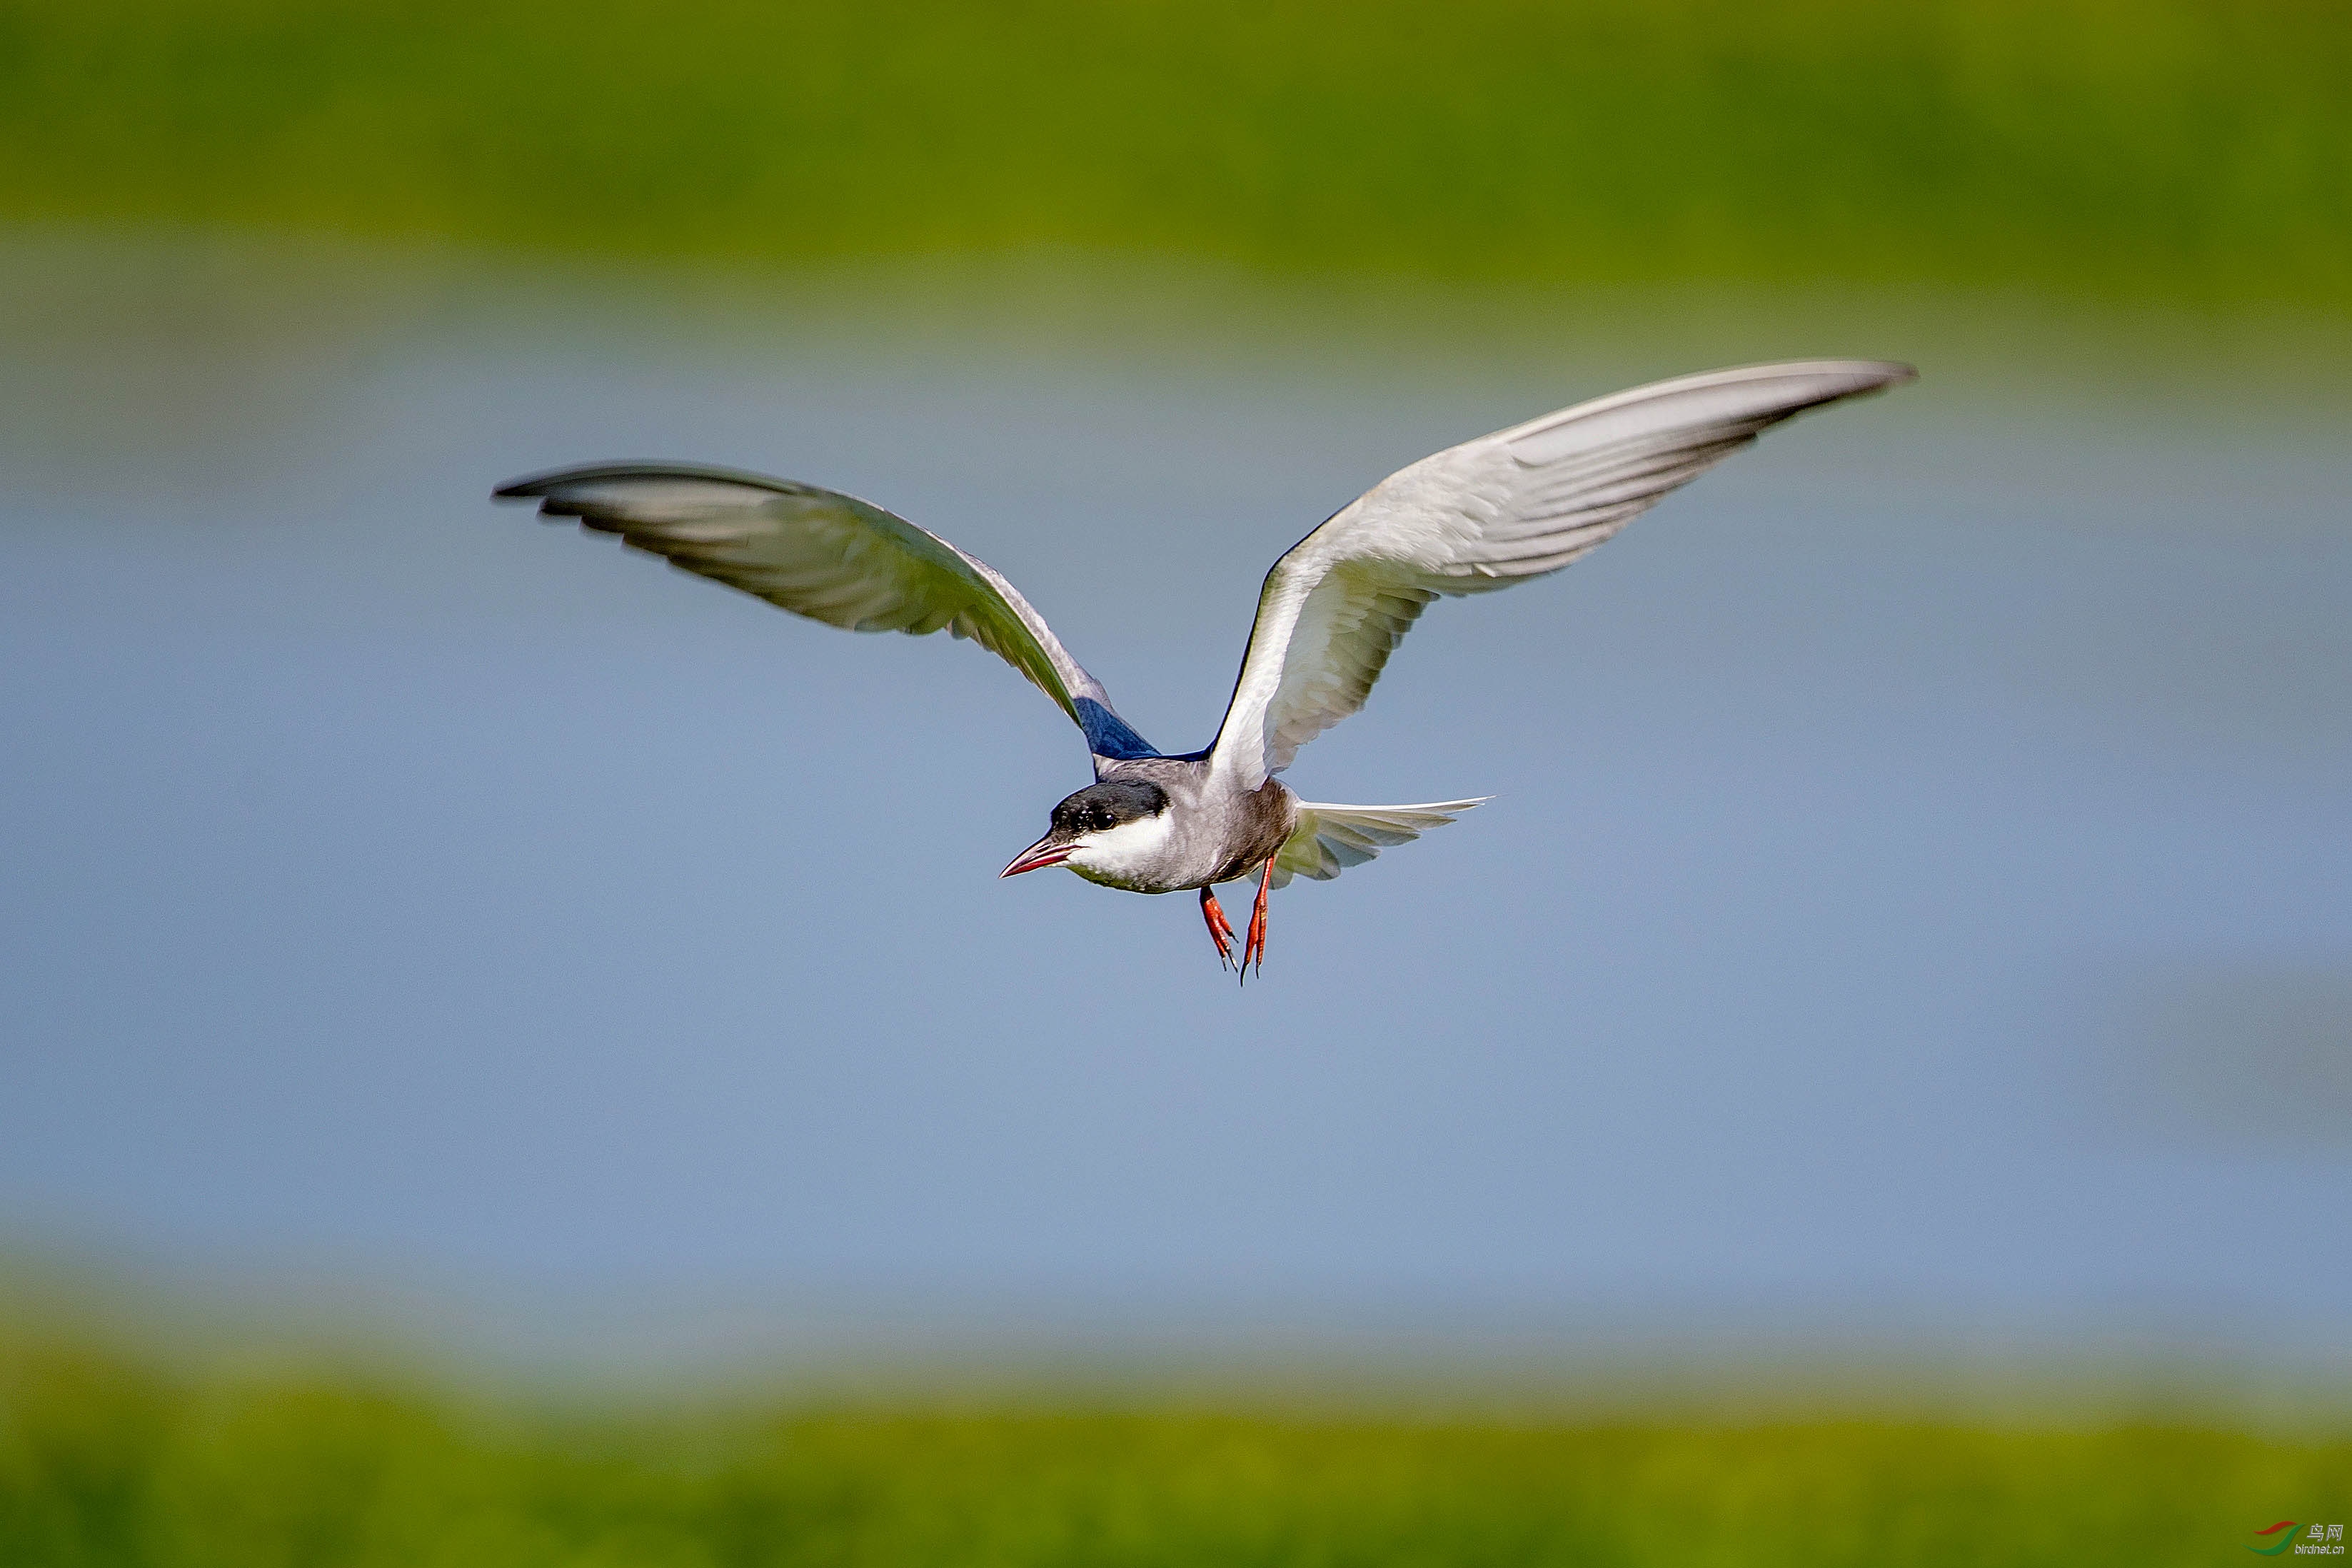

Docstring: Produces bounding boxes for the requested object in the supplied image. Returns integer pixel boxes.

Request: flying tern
[496,358,1912,978]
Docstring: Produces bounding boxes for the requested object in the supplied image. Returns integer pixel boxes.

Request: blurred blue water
[1,243,2346,1367]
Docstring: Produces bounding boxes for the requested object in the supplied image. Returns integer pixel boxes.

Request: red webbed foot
[1240,858,1274,982]
[1199,885,1237,970]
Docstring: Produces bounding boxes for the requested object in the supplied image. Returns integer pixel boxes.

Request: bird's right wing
[1206,361,1914,790]
[494,461,1158,766]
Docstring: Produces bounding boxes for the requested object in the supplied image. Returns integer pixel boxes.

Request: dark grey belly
[1201,779,1297,885]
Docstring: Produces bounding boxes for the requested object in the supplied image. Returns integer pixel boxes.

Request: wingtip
[490,465,578,503]
[1779,357,1918,412]
[1722,358,1918,396]
[1771,357,1916,395]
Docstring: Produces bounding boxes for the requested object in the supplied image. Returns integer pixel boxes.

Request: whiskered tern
[496,359,1912,979]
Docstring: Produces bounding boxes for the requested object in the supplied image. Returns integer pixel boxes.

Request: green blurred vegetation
[4,1330,2348,1567]
[0,0,2345,306]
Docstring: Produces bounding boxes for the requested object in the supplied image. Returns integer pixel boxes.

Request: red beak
[1000,836,1073,878]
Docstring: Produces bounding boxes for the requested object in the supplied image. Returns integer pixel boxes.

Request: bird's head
[1000,779,1172,879]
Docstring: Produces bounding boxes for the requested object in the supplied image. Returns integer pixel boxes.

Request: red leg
[1199,885,1236,970]
[1241,858,1274,980]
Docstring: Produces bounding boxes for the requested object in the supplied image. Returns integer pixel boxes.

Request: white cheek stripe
[1069,813,1175,876]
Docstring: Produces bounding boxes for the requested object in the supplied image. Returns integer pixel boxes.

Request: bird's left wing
[494,462,1157,766]
[1206,361,1914,790]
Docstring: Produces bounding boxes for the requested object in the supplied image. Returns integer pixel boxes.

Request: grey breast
[1101,757,1295,889]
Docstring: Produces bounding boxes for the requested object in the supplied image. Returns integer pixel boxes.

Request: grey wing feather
[1207,360,1915,789]
[493,461,1157,765]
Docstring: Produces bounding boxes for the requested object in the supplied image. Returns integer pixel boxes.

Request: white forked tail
[1266,798,1489,888]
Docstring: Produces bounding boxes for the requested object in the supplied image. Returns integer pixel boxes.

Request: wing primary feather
[494,461,1156,768]
[1208,361,1911,788]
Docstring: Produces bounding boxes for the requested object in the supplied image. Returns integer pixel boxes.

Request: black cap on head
[1050,779,1169,837]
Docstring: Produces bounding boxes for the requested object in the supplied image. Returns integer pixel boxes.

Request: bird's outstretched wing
[1205,361,1914,789]
[493,462,1158,767]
